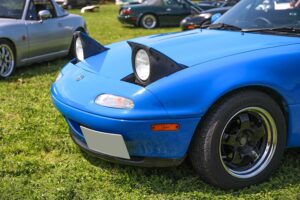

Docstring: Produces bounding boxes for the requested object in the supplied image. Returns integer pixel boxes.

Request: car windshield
[215,0,300,32]
[143,0,164,6]
[0,0,25,19]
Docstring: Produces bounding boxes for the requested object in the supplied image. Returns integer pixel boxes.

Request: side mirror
[211,13,222,24]
[38,10,52,22]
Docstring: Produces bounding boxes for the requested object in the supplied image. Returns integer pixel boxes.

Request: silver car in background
[0,0,87,78]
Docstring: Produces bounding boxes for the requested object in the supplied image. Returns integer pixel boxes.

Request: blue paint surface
[52,29,300,159]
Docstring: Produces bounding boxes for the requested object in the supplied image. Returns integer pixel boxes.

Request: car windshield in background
[0,0,25,19]
[215,0,300,32]
[143,0,164,6]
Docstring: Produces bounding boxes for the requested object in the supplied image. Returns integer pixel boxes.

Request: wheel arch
[196,85,289,143]
[0,37,17,58]
[205,86,288,120]
[75,27,86,33]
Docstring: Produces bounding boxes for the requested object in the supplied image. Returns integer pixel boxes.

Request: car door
[25,0,69,59]
[160,0,191,25]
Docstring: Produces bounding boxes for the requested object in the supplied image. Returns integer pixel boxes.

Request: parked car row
[181,6,230,30]
[0,0,86,78]
[118,0,239,29]
[118,0,202,29]
[55,0,100,9]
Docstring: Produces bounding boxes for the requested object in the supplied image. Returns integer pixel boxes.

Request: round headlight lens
[75,37,84,61]
[135,49,150,81]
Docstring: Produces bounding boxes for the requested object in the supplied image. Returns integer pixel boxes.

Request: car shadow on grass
[122,25,180,30]
[0,58,68,83]
[81,148,300,196]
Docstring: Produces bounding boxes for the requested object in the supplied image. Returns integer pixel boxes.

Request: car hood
[79,29,300,81]
[129,29,300,67]
[202,6,231,13]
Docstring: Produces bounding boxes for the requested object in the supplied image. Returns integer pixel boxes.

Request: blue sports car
[52,0,300,189]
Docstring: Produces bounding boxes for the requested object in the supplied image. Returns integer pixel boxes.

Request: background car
[180,6,230,30]
[0,0,87,78]
[55,0,99,9]
[118,0,203,29]
[116,0,145,5]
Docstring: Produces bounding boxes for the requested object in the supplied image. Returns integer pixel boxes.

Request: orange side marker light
[151,124,180,131]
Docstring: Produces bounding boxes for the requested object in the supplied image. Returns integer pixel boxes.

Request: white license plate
[81,126,130,159]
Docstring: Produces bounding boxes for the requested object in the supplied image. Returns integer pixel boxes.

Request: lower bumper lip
[70,127,186,167]
[118,15,137,25]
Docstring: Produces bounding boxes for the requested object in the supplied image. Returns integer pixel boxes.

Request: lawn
[1,4,300,200]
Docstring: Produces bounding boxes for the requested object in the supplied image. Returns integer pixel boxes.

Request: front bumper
[52,92,200,161]
[70,128,185,167]
[118,15,137,26]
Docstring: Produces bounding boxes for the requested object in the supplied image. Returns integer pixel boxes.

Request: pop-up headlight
[73,31,109,62]
[127,42,187,86]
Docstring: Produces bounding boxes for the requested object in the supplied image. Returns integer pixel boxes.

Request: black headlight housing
[72,31,109,63]
[126,41,187,86]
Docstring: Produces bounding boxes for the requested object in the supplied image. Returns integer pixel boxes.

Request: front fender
[147,44,300,118]
[147,44,300,147]
[0,23,28,67]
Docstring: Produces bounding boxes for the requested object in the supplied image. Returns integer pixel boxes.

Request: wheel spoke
[241,146,260,162]
[4,56,9,63]
[0,63,5,74]
[222,132,238,147]
[249,149,259,162]
[239,113,251,130]
[251,125,265,142]
[0,47,5,58]
[231,150,243,165]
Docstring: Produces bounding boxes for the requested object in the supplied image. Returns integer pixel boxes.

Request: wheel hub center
[239,136,248,146]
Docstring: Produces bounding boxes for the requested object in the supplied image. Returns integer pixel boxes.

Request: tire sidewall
[191,91,286,189]
[141,14,157,29]
[0,39,16,78]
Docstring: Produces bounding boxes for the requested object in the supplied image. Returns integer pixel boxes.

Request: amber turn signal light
[151,124,180,131]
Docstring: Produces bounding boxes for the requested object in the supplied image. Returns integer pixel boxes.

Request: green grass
[1,4,300,200]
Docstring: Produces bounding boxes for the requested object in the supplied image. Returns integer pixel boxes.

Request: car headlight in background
[199,13,212,19]
[95,94,134,109]
[135,49,150,82]
[73,31,109,62]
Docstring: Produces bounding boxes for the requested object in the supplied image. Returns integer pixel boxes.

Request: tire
[189,90,286,189]
[0,39,16,78]
[140,14,158,29]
